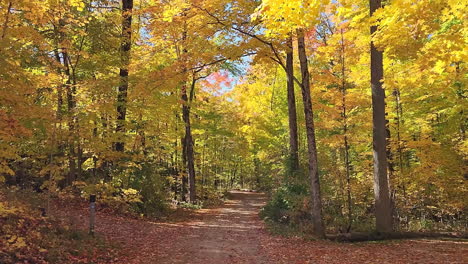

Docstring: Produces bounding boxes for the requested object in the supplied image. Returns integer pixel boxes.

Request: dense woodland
[0,0,467,261]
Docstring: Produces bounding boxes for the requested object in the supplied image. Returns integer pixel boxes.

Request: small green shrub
[178,202,202,210]
[199,187,226,207]
[78,182,142,213]
[260,184,309,225]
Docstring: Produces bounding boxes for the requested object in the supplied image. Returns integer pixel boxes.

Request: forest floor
[55,191,468,264]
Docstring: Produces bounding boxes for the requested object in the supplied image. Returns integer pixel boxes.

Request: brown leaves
[260,235,468,264]
[50,191,468,264]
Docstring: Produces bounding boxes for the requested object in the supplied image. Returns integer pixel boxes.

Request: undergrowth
[0,187,118,263]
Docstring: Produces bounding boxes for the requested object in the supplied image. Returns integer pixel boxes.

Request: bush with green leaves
[77,181,142,213]
[122,162,172,216]
[260,183,309,225]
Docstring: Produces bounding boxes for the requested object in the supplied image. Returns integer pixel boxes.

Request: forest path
[153,190,272,263]
[57,191,468,264]
[59,190,273,263]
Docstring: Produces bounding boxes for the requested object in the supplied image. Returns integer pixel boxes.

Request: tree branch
[193,4,302,87]
[1,1,12,39]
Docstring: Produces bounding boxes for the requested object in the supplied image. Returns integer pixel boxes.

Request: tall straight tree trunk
[201,138,206,199]
[62,51,77,186]
[174,113,184,200]
[178,21,196,203]
[370,0,393,233]
[185,79,197,203]
[115,0,133,152]
[340,29,352,232]
[286,36,299,173]
[54,19,75,186]
[181,97,196,203]
[393,88,406,200]
[296,29,325,238]
[181,136,188,202]
[53,47,64,145]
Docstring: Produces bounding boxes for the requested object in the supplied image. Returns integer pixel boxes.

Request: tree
[1,0,466,240]
[286,36,299,173]
[115,0,133,152]
[370,0,392,233]
[297,29,325,238]
[181,74,197,203]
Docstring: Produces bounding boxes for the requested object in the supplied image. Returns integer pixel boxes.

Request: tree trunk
[370,0,393,233]
[393,88,406,200]
[115,0,133,152]
[201,139,206,199]
[178,19,197,203]
[53,47,64,141]
[296,29,325,238]
[340,29,352,232]
[286,36,300,173]
[62,51,77,186]
[182,92,196,203]
[181,136,188,202]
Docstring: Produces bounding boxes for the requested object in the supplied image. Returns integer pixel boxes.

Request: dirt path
[154,191,271,263]
[57,191,468,264]
[58,191,272,263]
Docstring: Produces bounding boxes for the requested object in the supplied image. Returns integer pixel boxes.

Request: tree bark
[181,135,188,202]
[370,0,393,233]
[182,86,196,203]
[340,29,352,232]
[115,0,133,152]
[286,36,300,173]
[53,47,64,136]
[62,50,77,186]
[296,29,325,238]
[178,19,197,203]
[393,88,407,200]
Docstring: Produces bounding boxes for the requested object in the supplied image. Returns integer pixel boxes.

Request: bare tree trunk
[178,19,197,203]
[115,0,133,152]
[92,120,98,178]
[393,88,406,200]
[296,29,325,238]
[53,46,64,135]
[182,86,196,203]
[101,114,111,182]
[370,0,393,233]
[286,36,300,173]
[62,51,77,186]
[340,29,352,232]
[187,78,198,202]
[201,138,206,199]
[53,18,75,186]
[174,113,182,200]
[181,136,188,202]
